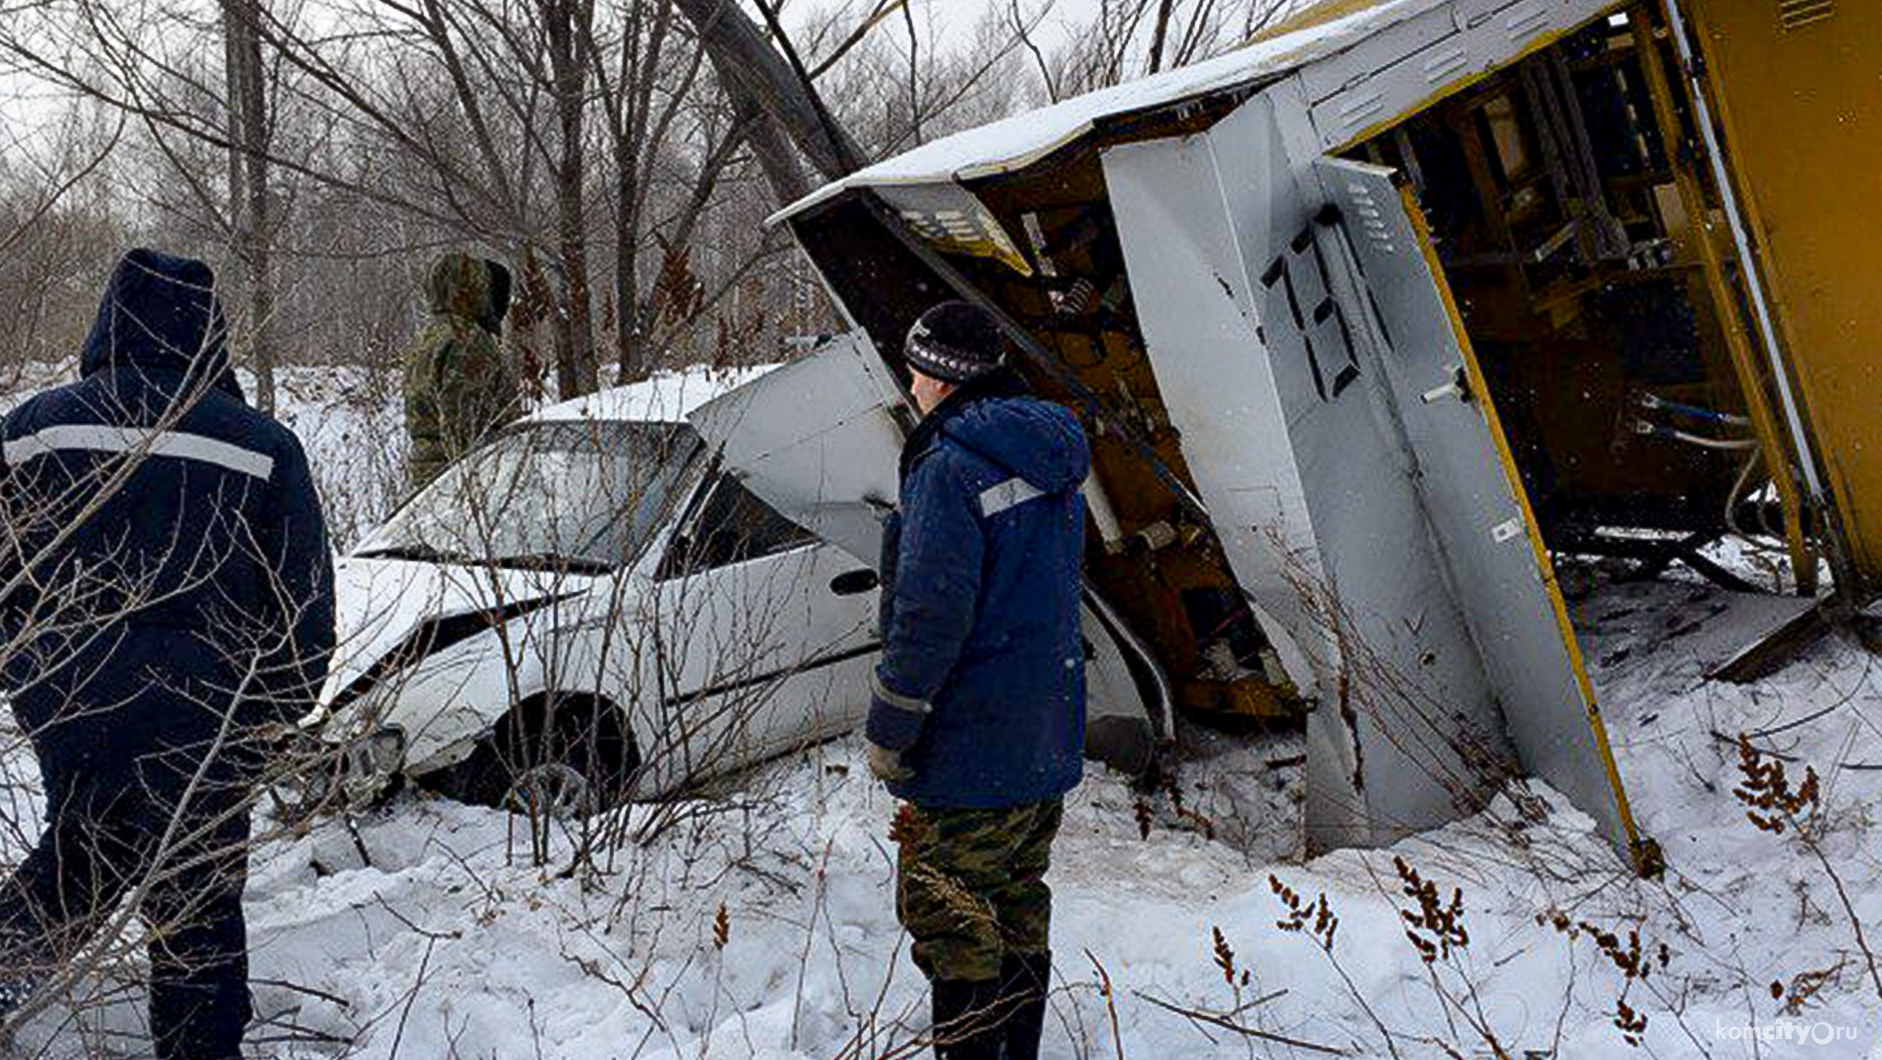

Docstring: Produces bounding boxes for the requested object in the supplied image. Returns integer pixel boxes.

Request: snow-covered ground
[69,574,1877,1059]
[8,370,1882,1058]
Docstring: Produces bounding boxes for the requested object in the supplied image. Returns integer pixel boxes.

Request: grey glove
[867,741,913,782]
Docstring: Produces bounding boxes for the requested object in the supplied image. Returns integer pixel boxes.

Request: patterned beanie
[904,301,1007,384]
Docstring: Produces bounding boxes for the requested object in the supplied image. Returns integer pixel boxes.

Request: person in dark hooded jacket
[866,301,1090,1060]
[0,248,335,1059]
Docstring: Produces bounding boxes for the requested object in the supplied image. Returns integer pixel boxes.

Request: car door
[686,331,910,566]
[635,464,881,791]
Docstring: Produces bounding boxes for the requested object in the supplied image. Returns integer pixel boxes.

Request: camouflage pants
[895,799,1062,983]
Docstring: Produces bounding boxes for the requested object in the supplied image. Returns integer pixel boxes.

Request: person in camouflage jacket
[403,252,520,488]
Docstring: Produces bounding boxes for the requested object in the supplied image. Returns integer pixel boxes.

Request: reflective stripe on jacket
[868,371,1090,809]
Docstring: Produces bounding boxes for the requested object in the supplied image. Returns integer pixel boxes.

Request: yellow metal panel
[1682,0,1882,577]
[1630,8,1816,589]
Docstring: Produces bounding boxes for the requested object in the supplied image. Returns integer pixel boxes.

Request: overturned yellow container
[750,0,1877,873]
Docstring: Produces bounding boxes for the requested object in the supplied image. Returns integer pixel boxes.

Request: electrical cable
[1724,448,1790,561]
[1725,449,1761,540]
[1671,429,1758,451]
[1640,392,1751,428]
[1641,423,1758,450]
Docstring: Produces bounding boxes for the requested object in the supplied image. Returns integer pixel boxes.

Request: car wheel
[427,694,639,815]
[505,761,593,820]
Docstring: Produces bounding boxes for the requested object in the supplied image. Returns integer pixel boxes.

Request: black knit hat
[904,301,1007,384]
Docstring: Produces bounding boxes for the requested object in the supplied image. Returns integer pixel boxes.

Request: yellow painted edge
[1396,182,1650,866]
[1674,0,1855,581]
[1631,3,1817,588]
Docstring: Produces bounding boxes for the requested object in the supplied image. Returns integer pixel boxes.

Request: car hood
[314,555,598,722]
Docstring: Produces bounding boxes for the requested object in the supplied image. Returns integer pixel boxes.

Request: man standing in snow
[402,251,521,489]
[0,249,336,1059]
[867,300,1090,1060]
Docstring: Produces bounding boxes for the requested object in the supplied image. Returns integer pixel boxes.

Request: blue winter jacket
[0,249,335,783]
[866,371,1090,809]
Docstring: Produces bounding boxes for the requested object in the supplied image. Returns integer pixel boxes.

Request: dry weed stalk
[1732,733,1882,1000]
[1267,874,1400,1059]
[1770,955,1847,1015]
[1540,909,1667,1048]
[1387,858,1508,1059]
[1084,949,1126,1060]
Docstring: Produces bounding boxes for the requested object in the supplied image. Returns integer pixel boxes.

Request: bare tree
[1026,0,1301,101]
[222,0,280,412]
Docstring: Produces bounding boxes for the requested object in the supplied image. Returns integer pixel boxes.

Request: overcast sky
[0,0,1146,164]
[902,0,1107,49]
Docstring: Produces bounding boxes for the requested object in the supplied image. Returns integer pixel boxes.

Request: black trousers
[0,754,254,1060]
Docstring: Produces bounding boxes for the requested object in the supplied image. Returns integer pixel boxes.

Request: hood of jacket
[905,369,1090,494]
[425,252,512,335]
[79,248,242,400]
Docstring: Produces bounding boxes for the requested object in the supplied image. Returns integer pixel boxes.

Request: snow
[8,374,1882,1058]
[525,366,781,427]
[768,0,1442,224]
[271,367,410,552]
[21,566,1882,1058]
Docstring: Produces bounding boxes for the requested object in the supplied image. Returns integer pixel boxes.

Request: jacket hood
[425,252,511,335]
[911,370,1090,494]
[79,248,241,399]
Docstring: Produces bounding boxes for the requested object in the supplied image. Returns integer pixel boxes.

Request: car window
[362,421,698,571]
[657,472,817,579]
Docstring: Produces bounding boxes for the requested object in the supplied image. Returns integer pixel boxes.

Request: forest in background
[0,0,1303,413]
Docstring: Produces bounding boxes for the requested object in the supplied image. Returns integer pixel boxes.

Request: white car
[318,341,1162,814]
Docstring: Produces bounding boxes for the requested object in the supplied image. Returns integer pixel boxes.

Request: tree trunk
[671,0,865,184]
[733,91,815,207]
[222,0,275,412]
[1147,0,1178,74]
[544,0,599,397]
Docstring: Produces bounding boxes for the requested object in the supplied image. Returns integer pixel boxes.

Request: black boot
[931,977,1004,1060]
[999,950,1051,1060]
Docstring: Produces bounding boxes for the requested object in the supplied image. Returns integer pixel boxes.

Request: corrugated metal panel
[1298,2,1458,102]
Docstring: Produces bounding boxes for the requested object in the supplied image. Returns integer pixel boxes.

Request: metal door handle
[1422,364,1471,405]
[829,569,881,596]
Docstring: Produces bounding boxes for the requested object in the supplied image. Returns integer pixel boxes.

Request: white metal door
[1314,156,1641,860]
[637,478,880,791]
[1108,98,1516,853]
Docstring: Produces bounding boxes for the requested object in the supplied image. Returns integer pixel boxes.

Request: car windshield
[363,420,698,571]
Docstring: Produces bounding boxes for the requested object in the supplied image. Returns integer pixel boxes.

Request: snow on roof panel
[769,0,1441,225]
[524,365,780,425]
